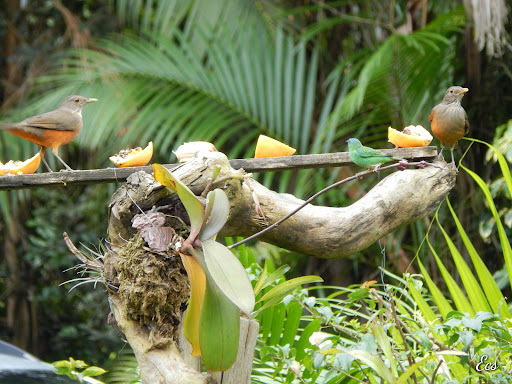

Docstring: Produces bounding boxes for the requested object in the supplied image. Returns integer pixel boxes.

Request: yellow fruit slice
[109,142,153,167]
[0,153,41,175]
[255,135,296,158]
[388,126,433,148]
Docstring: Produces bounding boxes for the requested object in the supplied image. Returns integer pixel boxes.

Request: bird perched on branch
[347,138,400,171]
[429,86,469,164]
[0,95,98,172]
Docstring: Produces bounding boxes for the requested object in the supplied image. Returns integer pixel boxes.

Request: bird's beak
[86,98,98,103]
[459,88,469,94]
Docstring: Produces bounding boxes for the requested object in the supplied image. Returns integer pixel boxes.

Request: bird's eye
[74,99,80,103]
[449,90,454,94]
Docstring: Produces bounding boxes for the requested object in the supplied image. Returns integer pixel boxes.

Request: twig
[63,232,104,270]
[228,161,444,249]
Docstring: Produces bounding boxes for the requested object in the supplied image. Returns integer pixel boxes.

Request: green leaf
[202,239,255,315]
[180,252,206,356]
[462,163,512,308]
[446,198,510,318]
[199,270,240,371]
[436,210,492,313]
[373,323,398,377]
[152,164,204,241]
[345,350,395,384]
[416,260,454,318]
[256,264,291,294]
[253,259,269,296]
[255,275,323,314]
[82,366,107,377]
[426,235,475,316]
[295,318,322,360]
[396,355,436,384]
[200,189,230,241]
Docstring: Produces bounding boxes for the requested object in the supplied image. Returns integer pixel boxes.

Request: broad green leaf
[180,252,206,356]
[279,300,303,346]
[255,264,291,294]
[82,366,107,377]
[426,236,475,316]
[255,275,323,314]
[416,260,454,319]
[346,350,395,384]
[462,164,512,304]
[199,272,240,371]
[202,239,255,315]
[295,318,322,360]
[200,189,230,241]
[373,323,398,378]
[446,199,510,318]
[436,213,491,313]
[253,259,268,296]
[407,272,440,322]
[396,355,436,384]
[152,164,204,240]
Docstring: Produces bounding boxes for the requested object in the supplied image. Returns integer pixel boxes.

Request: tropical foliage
[1,0,512,381]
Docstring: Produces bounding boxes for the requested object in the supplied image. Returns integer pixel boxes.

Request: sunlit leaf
[199,272,240,371]
[255,275,323,314]
[180,252,206,356]
[152,164,204,240]
[202,239,255,315]
[345,350,395,384]
[446,198,510,318]
[200,189,230,241]
[255,264,291,294]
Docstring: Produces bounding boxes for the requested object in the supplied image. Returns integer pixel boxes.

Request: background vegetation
[1,0,511,381]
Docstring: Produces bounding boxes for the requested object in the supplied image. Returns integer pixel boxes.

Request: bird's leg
[52,147,73,171]
[450,149,455,164]
[39,147,54,172]
[437,149,444,160]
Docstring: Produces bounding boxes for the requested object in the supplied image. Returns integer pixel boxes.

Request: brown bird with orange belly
[429,86,469,164]
[0,95,97,172]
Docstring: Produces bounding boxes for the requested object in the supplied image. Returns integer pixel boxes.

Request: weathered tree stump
[102,150,455,384]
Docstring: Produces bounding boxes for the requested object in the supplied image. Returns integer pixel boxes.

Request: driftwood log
[103,150,455,384]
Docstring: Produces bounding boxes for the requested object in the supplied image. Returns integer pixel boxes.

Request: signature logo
[475,354,499,372]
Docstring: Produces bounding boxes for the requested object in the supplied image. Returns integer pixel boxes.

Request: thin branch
[63,232,104,270]
[228,160,445,249]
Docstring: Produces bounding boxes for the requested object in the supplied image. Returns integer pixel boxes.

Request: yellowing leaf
[181,253,206,356]
[152,164,204,241]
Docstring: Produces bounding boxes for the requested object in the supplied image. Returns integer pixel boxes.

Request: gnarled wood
[103,149,454,384]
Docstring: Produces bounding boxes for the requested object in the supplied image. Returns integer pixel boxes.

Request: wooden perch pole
[0,146,437,190]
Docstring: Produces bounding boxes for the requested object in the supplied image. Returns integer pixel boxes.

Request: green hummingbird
[347,138,400,170]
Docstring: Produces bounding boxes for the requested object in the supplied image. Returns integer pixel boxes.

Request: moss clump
[114,234,190,340]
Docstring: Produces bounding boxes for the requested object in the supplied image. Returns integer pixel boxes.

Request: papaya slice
[109,142,153,167]
[388,125,433,148]
[255,135,296,158]
[0,153,41,175]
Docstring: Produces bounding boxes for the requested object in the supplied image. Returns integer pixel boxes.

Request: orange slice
[388,125,433,148]
[109,141,153,167]
[255,135,296,158]
[0,153,41,175]
[174,141,218,163]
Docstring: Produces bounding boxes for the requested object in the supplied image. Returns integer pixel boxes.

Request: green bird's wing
[356,146,392,159]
